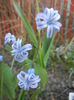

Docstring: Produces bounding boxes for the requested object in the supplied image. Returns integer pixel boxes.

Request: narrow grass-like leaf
[42,33,51,57]
[37,47,45,68]
[44,33,56,66]
[18,89,26,100]
[12,1,38,47]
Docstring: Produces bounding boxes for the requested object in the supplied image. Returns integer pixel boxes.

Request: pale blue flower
[4,32,16,45]
[28,68,35,75]
[17,68,40,90]
[11,38,32,62]
[0,55,3,62]
[36,8,62,38]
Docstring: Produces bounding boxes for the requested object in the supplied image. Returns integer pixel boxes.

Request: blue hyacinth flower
[4,32,16,45]
[17,68,40,90]
[11,38,32,62]
[0,55,3,62]
[35,8,62,38]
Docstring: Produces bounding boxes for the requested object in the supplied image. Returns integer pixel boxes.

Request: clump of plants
[0,0,69,100]
[48,37,74,70]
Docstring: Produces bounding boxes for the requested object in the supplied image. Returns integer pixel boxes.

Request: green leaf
[18,59,33,69]
[0,63,17,100]
[12,1,38,47]
[37,47,45,68]
[31,88,40,100]
[18,89,27,100]
[5,45,12,52]
[43,33,56,66]
[42,33,51,57]
[35,66,48,89]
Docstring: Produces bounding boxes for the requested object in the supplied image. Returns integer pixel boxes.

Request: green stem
[18,89,24,100]
[36,0,41,46]
[11,58,15,69]
[36,0,44,68]
[1,66,4,100]
[36,0,40,13]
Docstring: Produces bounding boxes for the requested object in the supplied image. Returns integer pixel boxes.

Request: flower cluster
[36,8,62,38]
[17,68,40,90]
[4,32,16,45]
[4,33,32,63]
[11,38,32,62]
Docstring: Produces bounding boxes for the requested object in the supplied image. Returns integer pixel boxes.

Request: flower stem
[36,0,41,47]
[11,58,15,69]
[18,89,24,100]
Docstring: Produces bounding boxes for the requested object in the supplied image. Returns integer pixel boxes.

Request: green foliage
[43,33,56,66]
[18,59,33,69]
[42,33,51,57]
[0,62,17,100]
[50,37,74,71]
[31,88,40,100]
[35,66,48,89]
[5,45,12,52]
[12,0,38,48]
[37,47,45,68]
[18,89,27,100]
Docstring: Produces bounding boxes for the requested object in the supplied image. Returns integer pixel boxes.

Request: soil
[38,65,74,100]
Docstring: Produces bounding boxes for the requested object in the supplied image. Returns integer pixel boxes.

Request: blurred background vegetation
[0,0,74,47]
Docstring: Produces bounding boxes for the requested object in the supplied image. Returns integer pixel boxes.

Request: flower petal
[11,49,17,55]
[52,14,60,22]
[37,23,47,30]
[0,55,3,61]
[30,83,38,89]
[5,33,11,40]
[17,71,26,81]
[36,13,47,21]
[47,25,53,38]
[12,38,22,49]
[4,33,16,45]
[49,8,54,17]
[24,83,29,90]
[14,52,28,62]
[53,22,62,32]
[44,8,50,16]
[17,39,22,49]
[28,68,35,74]
[18,81,24,88]
[22,44,32,52]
